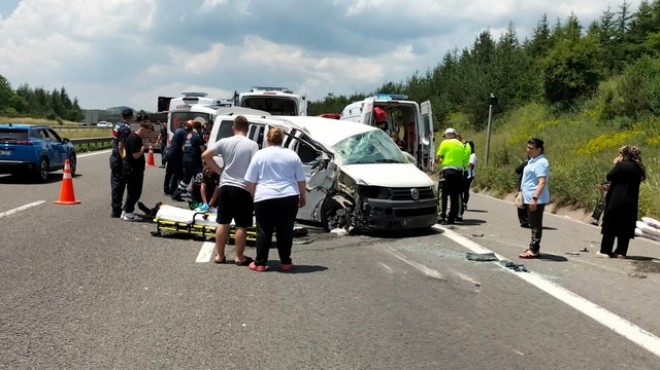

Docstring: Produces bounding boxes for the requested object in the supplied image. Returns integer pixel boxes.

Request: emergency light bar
[251,86,292,93]
[375,93,409,101]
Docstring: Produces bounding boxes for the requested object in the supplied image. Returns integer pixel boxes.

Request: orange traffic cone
[54,159,81,205]
[146,145,155,167]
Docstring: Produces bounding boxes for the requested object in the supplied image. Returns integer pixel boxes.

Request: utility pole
[485,93,497,166]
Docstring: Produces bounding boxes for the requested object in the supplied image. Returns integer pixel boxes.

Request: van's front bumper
[356,197,438,231]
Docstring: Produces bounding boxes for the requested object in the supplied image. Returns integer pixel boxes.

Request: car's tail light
[15,140,33,145]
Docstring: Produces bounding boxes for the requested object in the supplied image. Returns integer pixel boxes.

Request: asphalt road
[1,150,659,369]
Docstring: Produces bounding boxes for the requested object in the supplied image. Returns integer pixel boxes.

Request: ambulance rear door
[360,97,375,127]
[420,100,434,171]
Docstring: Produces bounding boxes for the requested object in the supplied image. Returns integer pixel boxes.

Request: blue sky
[0,0,643,111]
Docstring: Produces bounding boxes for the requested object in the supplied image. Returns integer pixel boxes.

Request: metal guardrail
[69,137,162,152]
[70,137,113,149]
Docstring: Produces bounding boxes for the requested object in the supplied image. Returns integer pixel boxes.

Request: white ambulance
[233,87,307,116]
[166,92,234,143]
[340,94,435,172]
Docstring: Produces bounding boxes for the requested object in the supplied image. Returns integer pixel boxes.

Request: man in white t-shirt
[201,115,259,266]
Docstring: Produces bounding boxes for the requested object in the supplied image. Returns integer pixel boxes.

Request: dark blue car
[0,123,77,182]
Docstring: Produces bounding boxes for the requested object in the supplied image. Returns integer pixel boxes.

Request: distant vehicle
[0,123,77,182]
[166,92,258,146]
[96,121,112,128]
[233,87,307,116]
[340,93,435,172]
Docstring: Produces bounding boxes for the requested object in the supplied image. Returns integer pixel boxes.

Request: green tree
[541,36,604,109]
[615,54,660,118]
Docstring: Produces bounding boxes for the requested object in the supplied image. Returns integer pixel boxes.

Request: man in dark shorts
[201,115,259,265]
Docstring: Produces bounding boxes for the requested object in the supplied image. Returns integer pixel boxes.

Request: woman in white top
[244,127,307,272]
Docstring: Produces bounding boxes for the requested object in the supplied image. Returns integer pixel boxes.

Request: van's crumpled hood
[340,163,434,187]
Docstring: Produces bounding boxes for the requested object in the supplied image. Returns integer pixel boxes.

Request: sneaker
[438,218,447,225]
[595,251,611,258]
[122,213,142,222]
[248,261,267,272]
[281,263,294,272]
[111,212,121,218]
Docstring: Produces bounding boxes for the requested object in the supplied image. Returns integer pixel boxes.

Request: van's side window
[215,120,234,142]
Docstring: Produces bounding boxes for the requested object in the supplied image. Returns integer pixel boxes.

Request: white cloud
[0,0,645,110]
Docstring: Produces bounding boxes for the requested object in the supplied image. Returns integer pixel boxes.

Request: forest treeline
[0,75,83,123]
[308,0,660,131]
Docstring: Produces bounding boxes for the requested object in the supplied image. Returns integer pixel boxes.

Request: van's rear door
[420,100,434,171]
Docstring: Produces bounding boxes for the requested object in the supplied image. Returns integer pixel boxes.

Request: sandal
[214,255,229,264]
[235,256,254,266]
[518,249,539,259]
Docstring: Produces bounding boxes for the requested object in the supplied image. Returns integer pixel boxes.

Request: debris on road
[500,260,529,272]
[466,252,498,262]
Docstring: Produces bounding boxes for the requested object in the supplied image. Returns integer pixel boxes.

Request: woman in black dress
[598,145,646,259]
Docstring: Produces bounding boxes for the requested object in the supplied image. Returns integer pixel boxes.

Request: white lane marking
[378,262,394,274]
[77,149,112,158]
[385,246,445,280]
[196,241,215,263]
[435,225,660,359]
[0,201,45,218]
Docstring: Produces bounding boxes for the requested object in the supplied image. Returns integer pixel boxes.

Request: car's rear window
[0,128,29,141]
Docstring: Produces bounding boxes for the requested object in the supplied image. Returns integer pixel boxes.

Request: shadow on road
[458,219,486,226]
[537,253,568,262]
[0,173,64,184]
[275,264,328,274]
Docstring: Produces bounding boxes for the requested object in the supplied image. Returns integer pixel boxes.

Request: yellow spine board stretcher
[152,204,257,242]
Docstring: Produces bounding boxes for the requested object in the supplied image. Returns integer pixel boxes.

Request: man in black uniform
[156,121,168,168]
[165,119,187,197]
[110,108,133,218]
[172,120,204,201]
[122,120,155,221]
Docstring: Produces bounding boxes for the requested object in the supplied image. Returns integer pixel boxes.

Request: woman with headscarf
[597,145,646,259]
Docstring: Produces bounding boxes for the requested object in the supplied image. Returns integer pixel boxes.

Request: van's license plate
[0,150,10,156]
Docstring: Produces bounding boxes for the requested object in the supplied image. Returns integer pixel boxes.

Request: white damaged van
[208,114,438,232]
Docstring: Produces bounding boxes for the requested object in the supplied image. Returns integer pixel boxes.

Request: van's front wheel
[320,195,351,231]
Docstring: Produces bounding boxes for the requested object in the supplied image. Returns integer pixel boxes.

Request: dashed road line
[0,201,45,218]
[196,241,215,263]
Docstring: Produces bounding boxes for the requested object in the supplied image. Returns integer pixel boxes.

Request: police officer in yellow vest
[435,128,469,224]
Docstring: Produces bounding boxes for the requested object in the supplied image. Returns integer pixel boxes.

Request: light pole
[485,93,497,166]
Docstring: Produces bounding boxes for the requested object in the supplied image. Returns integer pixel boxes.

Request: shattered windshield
[331,129,407,165]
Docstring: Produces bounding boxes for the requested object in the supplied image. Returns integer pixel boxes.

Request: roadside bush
[466,102,660,219]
